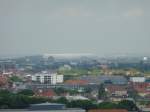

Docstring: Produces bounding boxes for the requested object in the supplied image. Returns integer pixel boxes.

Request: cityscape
[0,0,150,112]
[0,54,150,112]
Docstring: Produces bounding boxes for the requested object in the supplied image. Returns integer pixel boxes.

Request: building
[105,85,128,97]
[141,104,150,112]
[130,77,145,83]
[105,84,128,101]
[27,83,64,90]
[12,82,27,91]
[65,80,89,85]
[64,79,90,91]
[29,103,65,110]
[88,109,128,112]
[34,89,56,98]
[131,82,150,96]
[66,95,89,101]
[28,102,85,112]
[79,75,128,85]
[32,71,63,84]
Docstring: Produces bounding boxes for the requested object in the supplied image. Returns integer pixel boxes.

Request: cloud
[123,8,144,17]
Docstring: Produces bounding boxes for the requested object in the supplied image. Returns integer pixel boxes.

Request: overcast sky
[0,0,150,57]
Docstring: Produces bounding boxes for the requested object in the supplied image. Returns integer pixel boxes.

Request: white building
[130,77,145,83]
[32,71,63,84]
[66,95,89,101]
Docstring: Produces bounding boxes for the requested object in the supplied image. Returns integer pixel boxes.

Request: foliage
[138,101,150,105]
[67,100,97,110]
[54,87,79,95]
[84,87,92,93]
[9,76,22,82]
[98,84,107,99]
[0,90,138,111]
[54,97,68,104]
[98,102,117,109]
[117,100,138,111]
[54,87,67,95]
[0,90,48,109]
[128,88,139,100]
[17,89,34,96]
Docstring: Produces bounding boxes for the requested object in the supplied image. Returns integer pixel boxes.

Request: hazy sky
[0,0,150,57]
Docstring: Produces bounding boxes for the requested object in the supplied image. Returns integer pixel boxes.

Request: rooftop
[106,85,127,93]
[79,75,127,85]
[30,102,65,106]
[88,109,128,112]
[65,80,89,85]
[29,102,66,110]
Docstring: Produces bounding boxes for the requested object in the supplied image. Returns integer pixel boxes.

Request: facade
[130,77,145,83]
[27,83,64,89]
[105,84,128,101]
[131,82,150,96]
[31,71,63,84]
[105,85,128,97]
[56,74,64,83]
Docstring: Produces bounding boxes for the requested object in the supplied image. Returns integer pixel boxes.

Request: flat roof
[30,102,65,106]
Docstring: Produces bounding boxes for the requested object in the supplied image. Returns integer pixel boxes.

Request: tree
[54,87,79,95]
[98,84,107,99]
[117,100,138,111]
[0,90,10,96]
[17,89,34,96]
[8,95,29,108]
[0,89,50,109]
[67,100,96,110]
[54,87,67,95]
[0,90,11,108]
[54,97,68,104]
[98,102,117,109]
[9,76,22,82]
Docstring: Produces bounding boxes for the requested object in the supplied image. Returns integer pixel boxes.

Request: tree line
[0,89,138,111]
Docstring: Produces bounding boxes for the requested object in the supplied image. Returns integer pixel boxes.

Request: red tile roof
[132,82,150,94]
[65,80,89,85]
[88,109,128,112]
[35,89,56,97]
[106,85,127,93]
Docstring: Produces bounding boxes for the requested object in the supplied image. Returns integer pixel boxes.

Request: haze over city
[1,1,150,112]
[0,0,150,58]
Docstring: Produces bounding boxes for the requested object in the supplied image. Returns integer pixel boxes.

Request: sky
[0,0,150,57]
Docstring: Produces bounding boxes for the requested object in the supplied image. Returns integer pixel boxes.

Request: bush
[98,102,117,109]
[17,89,34,96]
[0,90,49,109]
[117,100,137,111]
[67,100,97,110]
